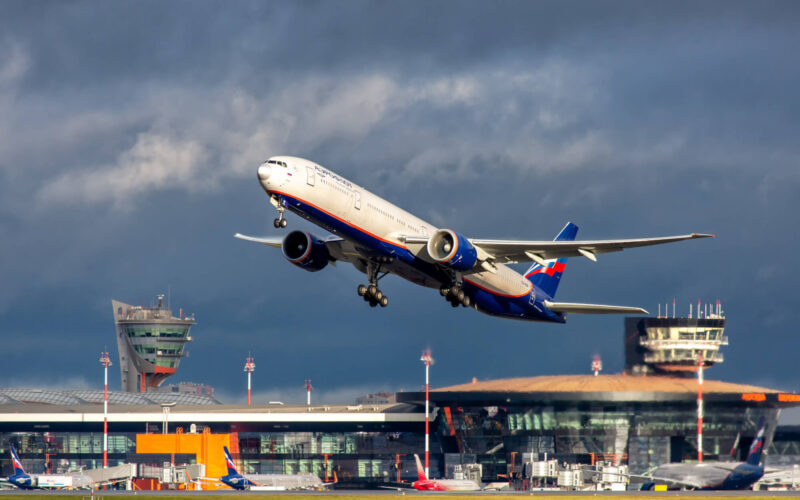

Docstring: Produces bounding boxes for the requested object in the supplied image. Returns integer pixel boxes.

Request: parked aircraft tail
[10,445,25,475]
[223,446,239,475]
[414,454,428,481]
[745,420,766,466]
[524,222,578,298]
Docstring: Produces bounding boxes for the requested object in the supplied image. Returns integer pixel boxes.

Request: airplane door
[354,191,361,210]
[306,166,315,186]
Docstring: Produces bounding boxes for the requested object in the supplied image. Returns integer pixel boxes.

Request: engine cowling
[427,229,478,271]
[282,230,330,272]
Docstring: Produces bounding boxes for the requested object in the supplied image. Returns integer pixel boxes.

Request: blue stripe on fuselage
[277,192,566,323]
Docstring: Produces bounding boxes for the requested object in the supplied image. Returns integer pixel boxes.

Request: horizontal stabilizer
[234,233,282,247]
[544,300,648,315]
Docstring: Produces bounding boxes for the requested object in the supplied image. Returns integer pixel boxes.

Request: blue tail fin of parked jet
[223,446,239,475]
[524,222,578,298]
[10,445,25,475]
[746,419,766,466]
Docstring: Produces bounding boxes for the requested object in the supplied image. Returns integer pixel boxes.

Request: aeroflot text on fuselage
[235,156,712,322]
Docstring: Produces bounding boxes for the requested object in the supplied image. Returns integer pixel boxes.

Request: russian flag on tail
[524,222,578,298]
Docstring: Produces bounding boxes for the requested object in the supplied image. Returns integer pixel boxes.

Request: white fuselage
[258,156,532,299]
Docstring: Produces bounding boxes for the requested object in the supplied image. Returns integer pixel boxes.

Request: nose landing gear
[271,196,288,228]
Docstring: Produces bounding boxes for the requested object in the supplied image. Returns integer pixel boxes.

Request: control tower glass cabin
[112,295,194,392]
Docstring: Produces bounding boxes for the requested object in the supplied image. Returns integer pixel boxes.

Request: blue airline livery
[236,156,712,322]
[217,446,324,491]
[639,420,767,490]
[2,445,34,489]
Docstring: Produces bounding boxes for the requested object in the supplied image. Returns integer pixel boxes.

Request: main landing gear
[357,257,393,308]
[440,283,471,308]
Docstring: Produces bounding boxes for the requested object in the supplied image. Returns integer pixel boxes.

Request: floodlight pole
[99,352,112,468]
[420,350,434,479]
[244,356,256,405]
[697,352,704,463]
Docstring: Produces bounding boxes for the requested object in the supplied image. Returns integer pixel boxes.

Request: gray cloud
[0,1,799,404]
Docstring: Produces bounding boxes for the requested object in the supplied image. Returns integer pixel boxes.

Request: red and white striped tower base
[697,352,704,462]
[99,352,112,468]
[305,379,312,406]
[244,356,256,405]
[420,349,434,479]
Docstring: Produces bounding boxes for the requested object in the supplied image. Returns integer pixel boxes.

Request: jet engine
[427,229,478,271]
[282,230,330,272]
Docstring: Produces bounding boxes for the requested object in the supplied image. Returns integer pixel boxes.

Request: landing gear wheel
[273,218,281,228]
[357,284,367,297]
[450,300,459,308]
[440,287,449,297]
[379,296,389,307]
[367,284,378,297]
[280,218,287,228]
[374,290,384,301]
[369,299,378,307]
[456,289,465,302]
[462,295,471,307]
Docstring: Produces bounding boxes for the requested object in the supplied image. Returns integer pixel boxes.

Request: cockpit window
[266,160,288,168]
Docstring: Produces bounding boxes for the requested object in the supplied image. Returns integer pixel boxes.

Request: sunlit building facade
[112,295,195,392]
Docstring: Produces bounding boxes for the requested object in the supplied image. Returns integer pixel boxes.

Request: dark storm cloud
[0,1,799,407]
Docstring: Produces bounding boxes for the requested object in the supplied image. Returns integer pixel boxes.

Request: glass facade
[122,325,190,369]
[435,402,778,476]
[0,403,782,483]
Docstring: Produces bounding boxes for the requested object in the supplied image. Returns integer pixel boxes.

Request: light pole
[99,352,112,468]
[420,349,434,479]
[244,356,256,405]
[161,402,176,434]
[697,351,704,462]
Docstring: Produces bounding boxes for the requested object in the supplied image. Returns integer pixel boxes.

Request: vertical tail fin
[745,420,766,466]
[223,446,239,475]
[524,222,579,298]
[10,445,25,475]
[414,454,427,481]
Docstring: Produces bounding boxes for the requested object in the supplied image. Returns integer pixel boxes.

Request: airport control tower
[112,295,194,392]
[625,300,727,376]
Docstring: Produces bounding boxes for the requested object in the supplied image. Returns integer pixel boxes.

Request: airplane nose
[257,164,272,182]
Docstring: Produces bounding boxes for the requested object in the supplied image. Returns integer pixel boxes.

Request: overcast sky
[1,1,799,416]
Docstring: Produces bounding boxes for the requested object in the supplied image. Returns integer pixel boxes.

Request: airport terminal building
[2,307,800,486]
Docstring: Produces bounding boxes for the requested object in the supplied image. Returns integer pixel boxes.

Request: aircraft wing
[234,233,283,247]
[234,233,361,264]
[403,233,713,265]
[544,301,648,315]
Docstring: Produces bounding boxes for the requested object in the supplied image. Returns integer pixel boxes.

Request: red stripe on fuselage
[272,189,531,300]
[268,190,410,250]
[463,276,532,298]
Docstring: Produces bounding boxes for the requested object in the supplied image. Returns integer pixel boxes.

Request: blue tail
[745,420,766,466]
[524,222,578,298]
[10,445,25,475]
[223,446,239,475]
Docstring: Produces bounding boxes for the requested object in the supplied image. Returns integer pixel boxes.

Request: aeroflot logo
[313,165,353,189]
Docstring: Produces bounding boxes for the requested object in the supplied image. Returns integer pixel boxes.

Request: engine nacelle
[282,230,330,272]
[427,229,478,271]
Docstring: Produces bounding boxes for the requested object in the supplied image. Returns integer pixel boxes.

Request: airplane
[0,445,92,490]
[1,445,33,489]
[411,453,481,491]
[236,156,712,322]
[215,446,325,491]
[639,420,767,490]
